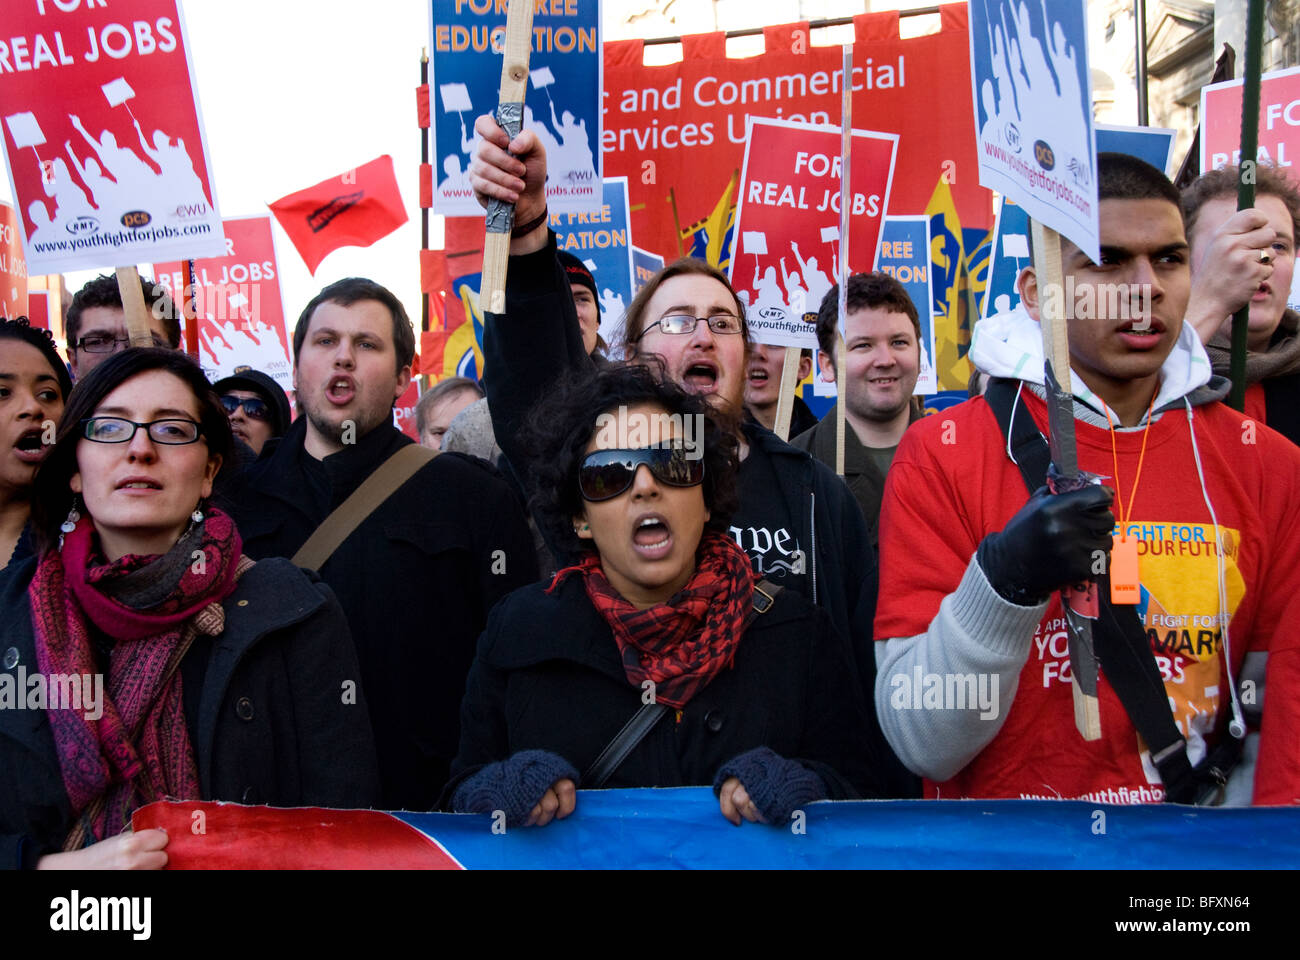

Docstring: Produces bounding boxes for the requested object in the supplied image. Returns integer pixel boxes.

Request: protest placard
[632,246,663,294]
[550,177,633,347]
[731,117,896,349]
[153,217,291,391]
[431,0,601,216]
[394,380,421,440]
[876,216,936,394]
[0,202,27,319]
[0,0,225,275]
[970,0,1098,263]
[1201,65,1300,311]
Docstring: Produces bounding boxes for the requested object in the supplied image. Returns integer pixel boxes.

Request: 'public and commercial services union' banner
[430,0,602,216]
[0,0,225,275]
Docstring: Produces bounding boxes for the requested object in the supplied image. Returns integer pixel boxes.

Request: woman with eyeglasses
[0,349,378,869]
[445,365,880,828]
[1,319,72,573]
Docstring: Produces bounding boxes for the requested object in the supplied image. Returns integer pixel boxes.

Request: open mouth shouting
[631,511,673,560]
[12,427,47,465]
[680,358,720,395]
[326,375,356,406]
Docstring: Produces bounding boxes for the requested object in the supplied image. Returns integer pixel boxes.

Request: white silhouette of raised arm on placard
[69,114,157,203]
[599,287,625,320]
[41,157,92,220]
[523,106,562,166]
[65,141,117,213]
[134,120,208,209]
[548,99,595,180]
[791,240,832,308]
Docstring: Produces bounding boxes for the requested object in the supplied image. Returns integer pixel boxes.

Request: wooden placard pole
[1031,220,1101,742]
[115,265,153,346]
[772,345,801,441]
[184,259,200,360]
[479,0,536,316]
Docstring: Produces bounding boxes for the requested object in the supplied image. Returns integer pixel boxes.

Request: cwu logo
[1033,140,1055,171]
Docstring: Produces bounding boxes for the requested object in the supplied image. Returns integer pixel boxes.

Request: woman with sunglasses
[446,365,881,828]
[0,349,378,869]
[1,318,71,573]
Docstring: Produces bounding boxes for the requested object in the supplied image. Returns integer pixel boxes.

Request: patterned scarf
[547,530,755,709]
[29,508,243,846]
[1205,308,1300,384]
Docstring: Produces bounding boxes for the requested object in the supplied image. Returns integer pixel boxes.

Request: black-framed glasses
[81,417,203,445]
[578,445,705,502]
[634,314,743,341]
[220,394,272,421]
[75,333,170,353]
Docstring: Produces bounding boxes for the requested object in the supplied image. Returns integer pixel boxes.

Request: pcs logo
[1033,140,1055,171]
[121,210,153,230]
[66,216,99,236]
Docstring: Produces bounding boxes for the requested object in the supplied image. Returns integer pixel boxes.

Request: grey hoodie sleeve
[874,554,1048,783]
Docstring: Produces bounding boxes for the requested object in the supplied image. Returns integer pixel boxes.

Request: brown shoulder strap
[291,444,436,570]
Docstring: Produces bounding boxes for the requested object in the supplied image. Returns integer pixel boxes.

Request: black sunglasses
[578,445,704,502]
[220,394,272,421]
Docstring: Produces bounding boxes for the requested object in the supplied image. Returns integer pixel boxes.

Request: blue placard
[876,216,937,395]
[632,246,664,293]
[551,177,633,347]
[1096,124,1178,175]
[430,0,602,215]
[970,0,1099,262]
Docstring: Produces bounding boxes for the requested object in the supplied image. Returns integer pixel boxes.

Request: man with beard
[228,277,537,809]
[469,115,915,798]
[791,273,924,551]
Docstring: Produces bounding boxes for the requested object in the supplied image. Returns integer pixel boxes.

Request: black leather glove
[977,484,1115,606]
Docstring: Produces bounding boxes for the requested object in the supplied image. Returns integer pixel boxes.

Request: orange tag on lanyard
[1110,532,1140,604]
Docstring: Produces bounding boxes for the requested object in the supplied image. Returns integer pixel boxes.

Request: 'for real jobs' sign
[730,117,897,350]
[153,216,292,393]
[430,0,602,216]
[1201,65,1300,312]
[0,0,225,276]
[970,0,1099,264]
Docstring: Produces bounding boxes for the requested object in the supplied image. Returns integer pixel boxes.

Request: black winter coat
[228,418,539,810]
[0,555,380,869]
[482,236,918,797]
[446,576,891,801]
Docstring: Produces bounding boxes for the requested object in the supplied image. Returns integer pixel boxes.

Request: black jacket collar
[251,416,412,514]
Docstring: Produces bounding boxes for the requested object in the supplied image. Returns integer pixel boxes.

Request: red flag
[420,330,448,379]
[419,163,434,209]
[268,155,408,274]
[420,249,447,295]
[416,84,431,128]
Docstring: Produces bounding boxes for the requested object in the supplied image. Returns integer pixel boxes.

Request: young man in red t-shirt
[874,153,1300,804]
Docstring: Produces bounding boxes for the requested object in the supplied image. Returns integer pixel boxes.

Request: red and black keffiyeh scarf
[28,509,243,846]
[547,530,755,709]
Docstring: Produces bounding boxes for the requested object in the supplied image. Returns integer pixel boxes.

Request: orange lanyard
[1100,394,1155,604]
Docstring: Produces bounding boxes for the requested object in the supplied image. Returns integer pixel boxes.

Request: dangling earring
[58,499,81,549]
[191,506,205,524]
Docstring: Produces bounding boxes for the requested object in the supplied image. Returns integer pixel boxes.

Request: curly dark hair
[519,364,741,560]
[0,316,73,400]
[31,348,234,554]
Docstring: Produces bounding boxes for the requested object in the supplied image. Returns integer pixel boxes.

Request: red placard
[0,0,225,275]
[393,380,420,440]
[0,201,27,318]
[1201,66,1300,178]
[154,216,290,392]
[731,118,897,348]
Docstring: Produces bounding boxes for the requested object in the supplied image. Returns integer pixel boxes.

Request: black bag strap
[582,578,785,788]
[983,378,1223,803]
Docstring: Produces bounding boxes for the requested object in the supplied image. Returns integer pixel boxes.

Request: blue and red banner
[136,788,1300,869]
